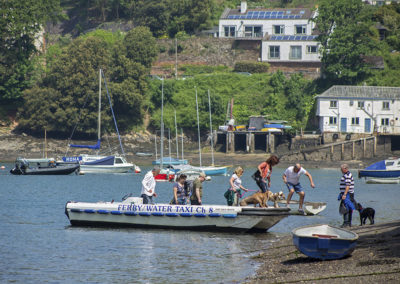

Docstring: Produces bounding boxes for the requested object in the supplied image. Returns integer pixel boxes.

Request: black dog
[356,203,375,226]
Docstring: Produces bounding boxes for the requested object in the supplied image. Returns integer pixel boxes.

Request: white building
[316,86,400,134]
[218,1,320,63]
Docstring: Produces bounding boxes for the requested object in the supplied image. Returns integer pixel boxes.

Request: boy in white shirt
[282,163,315,215]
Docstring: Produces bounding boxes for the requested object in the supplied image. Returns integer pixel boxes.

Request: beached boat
[358,157,400,178]
[10,157,80,175]
[292,224,359,260]
[278,200,327,215]
[65,196,290,233]
[365,177,400,184]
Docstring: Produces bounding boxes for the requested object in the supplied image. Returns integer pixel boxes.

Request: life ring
[390,119,395,126]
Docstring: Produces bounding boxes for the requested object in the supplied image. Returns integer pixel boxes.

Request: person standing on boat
[172,174,188,205]
[253,155,280,194]
[190,172,207,205]
[283,163,315,215]
[339,164,356,227]
[226,167,249,206]
[141,167,160,204]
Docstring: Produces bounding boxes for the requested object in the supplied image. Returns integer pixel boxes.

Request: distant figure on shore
[253,155,280,194]
[339,164,357,227]
[283,163,315,215]
[171,174,188,205]
[190,172,207,205]
[225,167,248,206]
[141,167,160,204]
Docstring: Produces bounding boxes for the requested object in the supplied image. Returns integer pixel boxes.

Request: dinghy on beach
[278,200,327,215]
[65,196,290,233]
[292,224,358,260]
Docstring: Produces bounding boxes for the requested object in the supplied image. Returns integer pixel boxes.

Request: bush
[234,61,270,73]
[179,64,230,75]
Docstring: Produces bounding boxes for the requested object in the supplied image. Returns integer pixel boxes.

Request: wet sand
[248,220,400,283]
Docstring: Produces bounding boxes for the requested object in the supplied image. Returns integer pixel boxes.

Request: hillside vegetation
[1,0,400,139]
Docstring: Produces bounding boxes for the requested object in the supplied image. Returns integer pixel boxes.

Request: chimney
[240,1,247,14]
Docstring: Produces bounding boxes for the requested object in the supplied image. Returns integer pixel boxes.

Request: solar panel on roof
[246,15,251,19]
[283,35,290,40]
[277,15,283,19]
[295,15,301,19]
[276,36,283,40]
[227,15,233,19]
[294,35,301,40]
[286,10,291,14]
[289,35,295,40]
[300,10,305,14]
[248,11,254,15]
[234,15,239,19]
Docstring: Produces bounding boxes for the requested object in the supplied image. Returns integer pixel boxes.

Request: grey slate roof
[316,85,400,100]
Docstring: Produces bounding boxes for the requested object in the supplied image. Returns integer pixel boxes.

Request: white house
[316,86,400,134]
[218,1,320,63]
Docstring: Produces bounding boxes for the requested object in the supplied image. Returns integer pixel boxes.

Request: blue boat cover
[152,157,188,165]
[364,160,386,170]
[264,124,285,129]
[69,139,101,150]
[83,156,114,166]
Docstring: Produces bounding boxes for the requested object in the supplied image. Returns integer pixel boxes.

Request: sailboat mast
[168,128,171,165]
[208,90,214,166]
[160,79,164,169]
[155,134,158,161]
[98,69,101,142]
[181,128,184,161]
[174,110,178,159]
[195,87,202,167]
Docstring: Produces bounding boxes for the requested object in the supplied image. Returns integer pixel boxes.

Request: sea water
[0,165,399,283]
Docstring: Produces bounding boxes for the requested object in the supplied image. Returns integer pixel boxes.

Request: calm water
[0,164,399,283]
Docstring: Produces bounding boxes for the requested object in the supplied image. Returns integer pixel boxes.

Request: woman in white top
[229,166,249,206]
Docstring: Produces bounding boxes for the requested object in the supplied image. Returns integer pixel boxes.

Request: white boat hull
[278,200,327,215]
[80,164,133,174]
[65,198,290,233]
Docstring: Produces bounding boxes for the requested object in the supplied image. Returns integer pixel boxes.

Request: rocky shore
[248,220,400,284]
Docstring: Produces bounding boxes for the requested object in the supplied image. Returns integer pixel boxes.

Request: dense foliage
[16,28,157,137]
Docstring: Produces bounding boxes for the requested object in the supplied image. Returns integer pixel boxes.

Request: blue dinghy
[358,157,400,178]
[292,224,358,260]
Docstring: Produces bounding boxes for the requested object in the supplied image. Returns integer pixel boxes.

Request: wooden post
[225,133,229,153]
[363,138,366,158]
[352,141,355,160]
[341,143,345,160]
[270,134,275,153]
[331,145,334,154]
[266,133,269,153]
[250,133,255,153]
[373,136,376,156]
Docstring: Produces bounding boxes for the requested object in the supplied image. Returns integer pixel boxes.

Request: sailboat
[191,89,228,176]
[62,69,134,174]
[153,79,175,182]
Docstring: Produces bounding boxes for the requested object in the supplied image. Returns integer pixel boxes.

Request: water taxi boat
[65,197,290,233]
[358,157,400,178]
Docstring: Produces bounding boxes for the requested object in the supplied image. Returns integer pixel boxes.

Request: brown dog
[240,191,285,208]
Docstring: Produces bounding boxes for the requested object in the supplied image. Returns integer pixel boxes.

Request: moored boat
[292,224,358,260]
[279,200,327,215]
[10,157,80,175]
[65,196,290,233]
[358,157,400,178]
[365,177,400,184]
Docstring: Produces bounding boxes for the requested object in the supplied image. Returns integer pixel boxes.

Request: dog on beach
[240,191,285,208]
[356,203,375,226]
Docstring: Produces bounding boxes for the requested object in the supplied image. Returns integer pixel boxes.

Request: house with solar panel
[218,1,320,71]
[316,86,400,134]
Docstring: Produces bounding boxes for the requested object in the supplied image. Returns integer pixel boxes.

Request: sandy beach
[248,220,400,283]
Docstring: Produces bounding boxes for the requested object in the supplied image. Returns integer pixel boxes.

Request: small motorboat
[278,200,327,215]
[292,224,358,260]
[359,157,400,178]
[10,157,80,175]
[65,196,291,233]
[135,152,153,157]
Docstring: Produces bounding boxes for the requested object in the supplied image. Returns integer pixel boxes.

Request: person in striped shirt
[339,164,357,227]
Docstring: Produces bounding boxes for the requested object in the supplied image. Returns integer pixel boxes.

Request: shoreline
[248,220,400,283]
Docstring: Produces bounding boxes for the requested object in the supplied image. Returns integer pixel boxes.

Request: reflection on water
[0,165,399,282]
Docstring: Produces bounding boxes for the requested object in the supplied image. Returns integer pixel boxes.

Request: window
[115,158,123,164]
[357,101,364,109]
[351,117,360,125]
[382,101,390,110]
[273,25,285,34]
[349,101,354,106]
[244,26,262,38]
[269,46,280,59]
[381,118,389,126]
[306,45,318,54]
[224,26,235,37]
[290,46,302,59]
[330,101,337,108]
[295,25,306,34]
[329,117,337,125]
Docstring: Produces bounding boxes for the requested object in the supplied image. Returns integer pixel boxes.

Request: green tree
[123,26,158,69]
[314,0,378,84]
[0,0,62,102]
